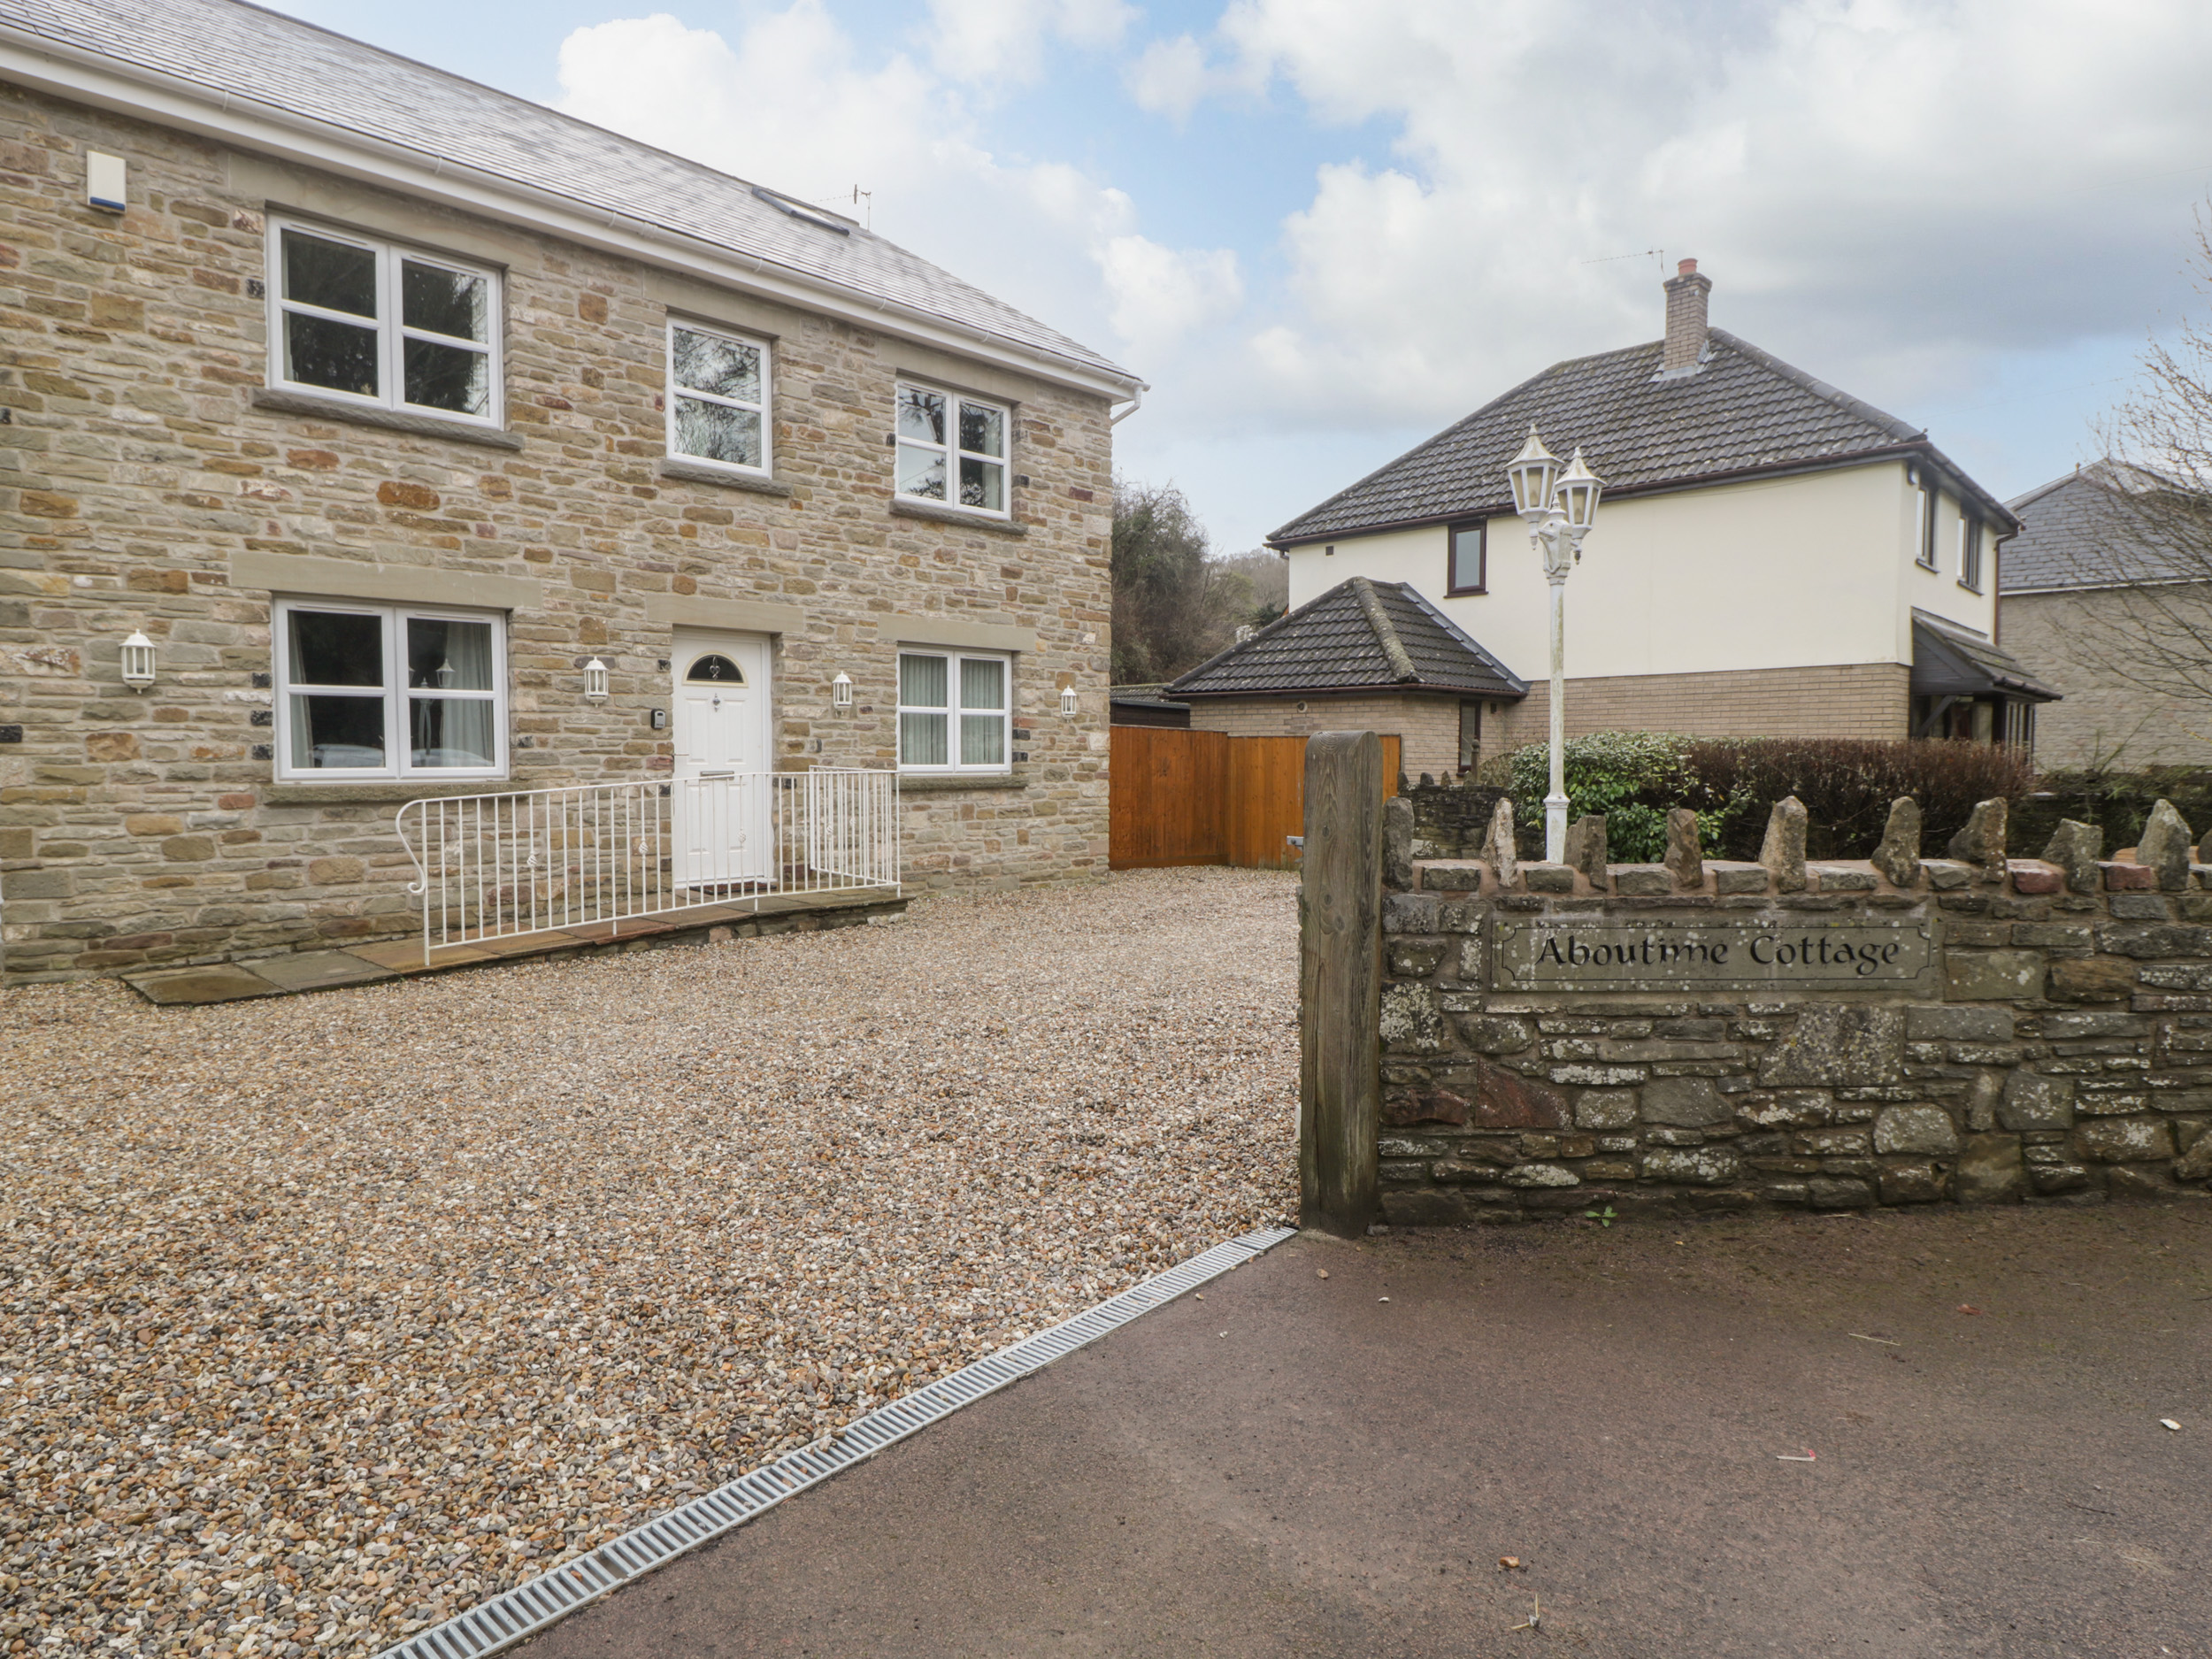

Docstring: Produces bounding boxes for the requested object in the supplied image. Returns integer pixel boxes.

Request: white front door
[671,631,773,888]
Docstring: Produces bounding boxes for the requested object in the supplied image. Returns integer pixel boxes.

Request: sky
[260,0,2212,555]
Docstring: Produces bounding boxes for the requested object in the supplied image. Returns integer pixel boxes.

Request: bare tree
[2070,212,2212,708]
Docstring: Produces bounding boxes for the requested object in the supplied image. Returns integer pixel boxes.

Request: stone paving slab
[125,964,285,1005]
[246,949,399,993]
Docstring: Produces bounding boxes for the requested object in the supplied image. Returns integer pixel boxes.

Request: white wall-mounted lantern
[583,657,609,702]
[1502,425,1605,865]
[1060,685,1079,718]
[832,671,853,709]
[120,629,157,692]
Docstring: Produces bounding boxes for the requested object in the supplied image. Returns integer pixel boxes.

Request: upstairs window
[269,220,501,424]
[667,321,771,474]
[1959,515,1985,593]
[895,384,1010,517]
[1447,520,1486,595]
[897,650,1010,772]
[273,598,506,781]
[1914,471,1939,570]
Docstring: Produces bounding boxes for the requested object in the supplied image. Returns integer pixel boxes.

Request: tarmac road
[523,1203,2212,1657]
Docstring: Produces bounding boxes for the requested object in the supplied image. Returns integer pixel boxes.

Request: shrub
[1495,731,1696,863]
[1486,733,2040,861]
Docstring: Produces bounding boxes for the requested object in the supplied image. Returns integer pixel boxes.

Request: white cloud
[554,4,1235,374]
[924,0,1137,86]
[1125,35,1211,122]
[1156,0,2212,438]
[1100,235,1244,356]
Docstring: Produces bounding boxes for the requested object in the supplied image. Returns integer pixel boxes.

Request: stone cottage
[0,0,1141,982]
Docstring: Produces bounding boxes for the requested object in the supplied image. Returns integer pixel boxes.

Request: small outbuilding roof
[1166,578,1526,701]
[1270,330,2015,546]
[1911,614,2061,703]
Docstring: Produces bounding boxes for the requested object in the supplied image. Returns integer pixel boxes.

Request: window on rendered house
[667,320,771,473]
[1959,515,1984,593]
[1915,472,1939,570]
[273,598,506,780]
[895,384,1010,516]
[269,220,500,423]
[897,651,1010,772]
[1447,520,1486,595]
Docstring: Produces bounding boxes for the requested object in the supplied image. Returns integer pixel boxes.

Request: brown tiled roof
[1271,330,2014,545]
[1166,578,1525,700]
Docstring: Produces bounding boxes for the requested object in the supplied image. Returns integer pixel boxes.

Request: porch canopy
[1910,613,2060,741]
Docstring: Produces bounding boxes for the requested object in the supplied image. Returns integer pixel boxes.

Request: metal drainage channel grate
[376,1224,1299,1659]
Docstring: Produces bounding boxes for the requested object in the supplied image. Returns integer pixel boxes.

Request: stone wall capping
[888,497,1031,536]
[249,387,527,449]
[1663,806,1705,892]
[2008,859,2066,896]
[1948,796,2009,879]
[1758,795,1809,893]
[1871,797,1922,889]
[1923,860,1975,891]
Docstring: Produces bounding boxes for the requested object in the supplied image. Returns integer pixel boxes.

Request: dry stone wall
[0,85,1115,982]
[1374,797,2212,1223]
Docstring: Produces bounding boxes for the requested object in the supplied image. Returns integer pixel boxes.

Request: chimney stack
[1662,257,1711,374]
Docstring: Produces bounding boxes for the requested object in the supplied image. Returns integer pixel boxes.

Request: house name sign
[1492,917,1934,993]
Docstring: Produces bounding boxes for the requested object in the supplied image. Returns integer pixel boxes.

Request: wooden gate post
[1299,731,1382,1236]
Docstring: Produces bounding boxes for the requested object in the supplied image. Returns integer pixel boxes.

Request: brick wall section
[1184,694,1462,780]
[0,86,1115,982]
[2002,588,2212,769]
[1493,663,1911,749]
[1376,851,2212,1221]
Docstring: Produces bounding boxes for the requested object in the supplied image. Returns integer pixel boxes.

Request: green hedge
[1487,733,2040,863]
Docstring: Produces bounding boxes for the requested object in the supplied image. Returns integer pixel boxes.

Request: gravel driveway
[0,868,1299,1658]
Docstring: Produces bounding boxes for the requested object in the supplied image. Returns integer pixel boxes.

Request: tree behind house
[1110,480,1263,682]
[2070,211,2212,731]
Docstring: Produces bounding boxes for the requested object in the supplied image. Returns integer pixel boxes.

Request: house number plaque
[1491,917,1934,993]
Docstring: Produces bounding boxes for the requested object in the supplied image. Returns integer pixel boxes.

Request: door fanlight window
[687,654,746,684]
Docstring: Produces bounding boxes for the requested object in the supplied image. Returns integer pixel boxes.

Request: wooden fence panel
[1109,726,1229,869]
[1110,727,1399,872]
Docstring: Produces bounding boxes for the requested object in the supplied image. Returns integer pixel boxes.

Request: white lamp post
[1505,426,1604,864]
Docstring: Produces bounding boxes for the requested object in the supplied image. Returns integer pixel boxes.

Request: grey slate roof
[1271,329,2011,545]
[1910,614,2061,703]
[2,0,1134,387]
[1166,578,1526,700]
[2002,461,2199,592]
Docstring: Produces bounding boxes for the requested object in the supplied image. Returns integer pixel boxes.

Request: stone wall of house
[0,85,1115,982]
[1185,693,1462,780]
[1374,808,2212,1224]
[2002,587,2212,770]
[1492,663,1911,750]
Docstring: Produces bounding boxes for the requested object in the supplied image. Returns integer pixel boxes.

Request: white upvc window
[897,650,1010,772]
[267,218,503,426]
[895,383,1010,517]
[273,597,507,781]
[666,319,772,474]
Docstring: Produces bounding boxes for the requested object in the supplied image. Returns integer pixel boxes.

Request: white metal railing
[396,770,899,962]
